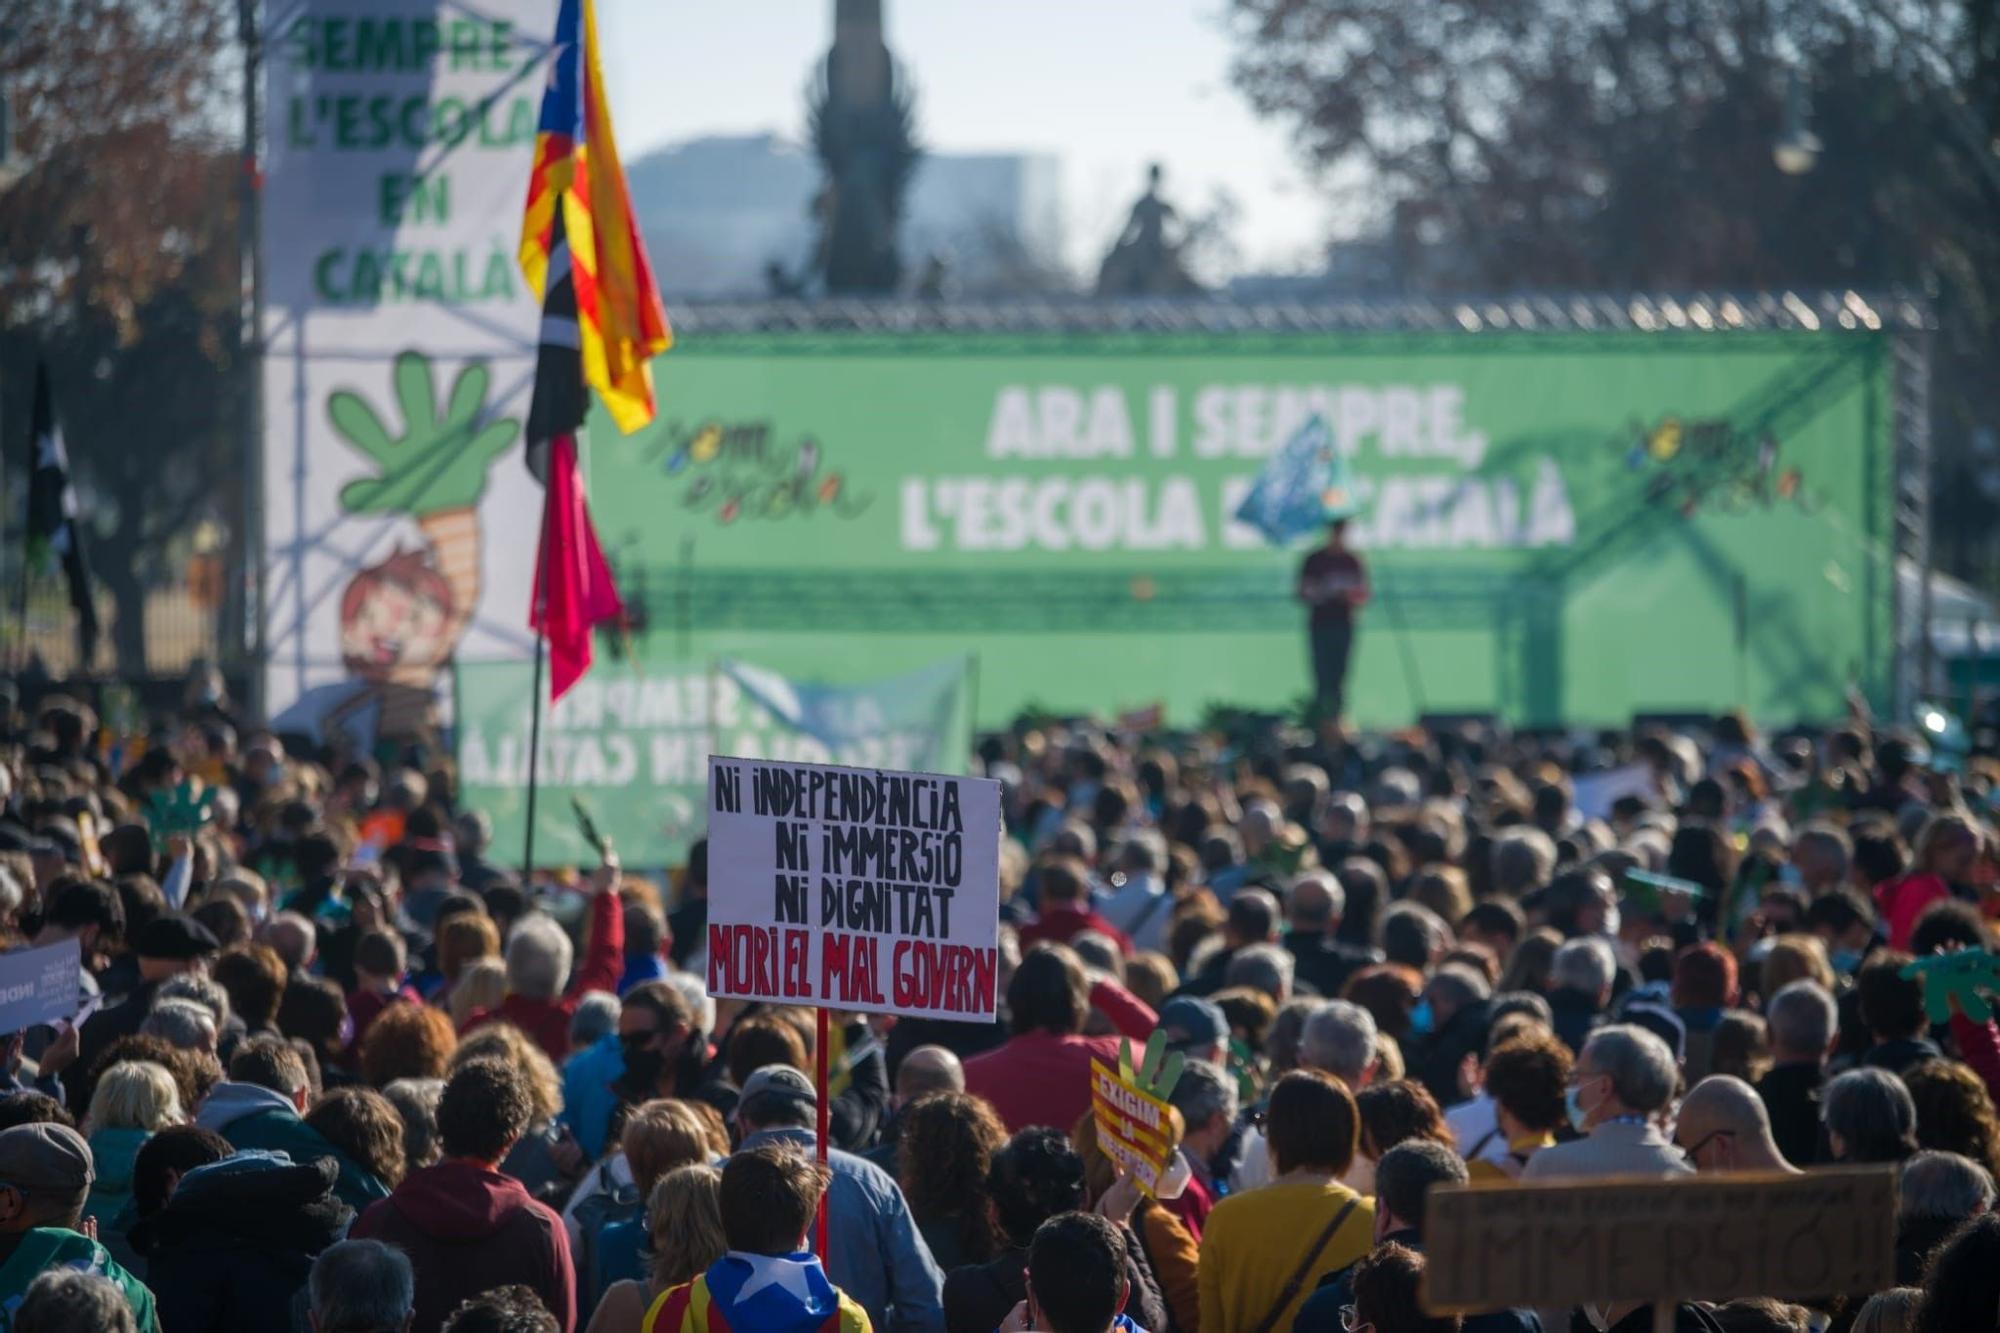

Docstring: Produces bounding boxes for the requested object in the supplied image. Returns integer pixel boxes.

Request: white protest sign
[0,940,82,1034]
[1572,763,1658,820]
[706,756,1002,1022]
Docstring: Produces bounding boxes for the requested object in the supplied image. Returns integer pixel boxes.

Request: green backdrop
[578,329,1892,729]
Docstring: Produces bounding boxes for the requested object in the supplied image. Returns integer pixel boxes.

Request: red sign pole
[815,1005,831,1260]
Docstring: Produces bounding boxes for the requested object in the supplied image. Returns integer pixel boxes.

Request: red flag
[530,434,624,700]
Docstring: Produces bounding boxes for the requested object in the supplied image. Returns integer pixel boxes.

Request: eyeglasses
[1675,1129,1732,1163]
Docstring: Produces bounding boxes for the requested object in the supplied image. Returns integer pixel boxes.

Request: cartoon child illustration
[297,351,519,743]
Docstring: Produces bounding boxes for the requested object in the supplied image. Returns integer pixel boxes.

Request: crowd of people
[0,678,1998,1333]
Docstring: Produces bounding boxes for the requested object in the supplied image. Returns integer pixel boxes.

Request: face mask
[1830,948,1863,975]
[1155,1150,1192,1200]
[622,1040,667,1091]
[1601,906,1622,938]
[1566,1080,1598,1133]
[1777,862,1804,887]
[1407,998,1435,1037]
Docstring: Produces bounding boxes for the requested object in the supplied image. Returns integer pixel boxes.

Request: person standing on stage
[1297,517,1369,720]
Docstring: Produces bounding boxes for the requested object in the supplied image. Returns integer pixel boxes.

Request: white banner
[261,1,555,737]
[705,756,1002,1022]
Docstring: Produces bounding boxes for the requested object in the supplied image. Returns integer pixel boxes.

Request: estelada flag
[519,0,670,434]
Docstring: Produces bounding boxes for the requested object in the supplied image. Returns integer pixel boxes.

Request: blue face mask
[1830,948,1863,975]
[1408,998,1435,1037]
[1566,1081,1597,1133]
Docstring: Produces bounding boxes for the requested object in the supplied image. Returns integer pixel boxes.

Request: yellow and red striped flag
[519,0,671,434]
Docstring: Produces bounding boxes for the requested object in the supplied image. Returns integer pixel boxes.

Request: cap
[1156,996,1228,1049]
[738,1064,817,1116]
[135,914,221,960]
[0,1123,94,1196]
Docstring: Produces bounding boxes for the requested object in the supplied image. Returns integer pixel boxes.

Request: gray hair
[156,974,232,1028]
[1899,1150,1998,1222]
[382,1078,445,1171]
[1288,871,1344,929]
[1225,942,1295,1001]
[1767,980,1838,1059]
[309,1239,416,1333]
[569,990,621,1049]
[505,913,573,1002]
[1429,962,1492,1010]
[666,972,714,1035]
[1491,827,1558,896]
[1580,1024,1679,1114]
[1115,831,1167,875]
[16,1269,135,1333]
[1300,999,1379,1085]
[141,997,218,1051]
[260,911,318,972]
[1551,937,1617,998]
[1168,1057,1239,1131]
[1823,1068,1919,1162]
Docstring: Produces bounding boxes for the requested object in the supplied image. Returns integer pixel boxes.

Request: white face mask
[1154,1150,1192,1200]
[1601,906,1622,938]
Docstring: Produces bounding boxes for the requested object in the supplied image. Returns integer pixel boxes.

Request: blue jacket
[737,1126,945,1333]
[561,1033,626,1161]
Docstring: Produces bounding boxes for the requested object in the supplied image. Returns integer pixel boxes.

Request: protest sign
[706,756,1002,1022]
[1572,763,1657,820]
[1903,949,2000,1023]
[0,940,83,1036]
[1090,1058,1176,1195]
[1423,1168,1895,1314]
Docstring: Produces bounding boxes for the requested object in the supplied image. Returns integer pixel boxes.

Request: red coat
[463,890,624,1062]
[1876,873,1949,951]
[352,1158,575,1333]
[962,980,1156,1133]
[1019,904,1134,957]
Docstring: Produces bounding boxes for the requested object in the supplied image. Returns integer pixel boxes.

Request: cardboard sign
[706,756,1002,1022]
[0,940,83,1036]
[1424,1168,1895,1314]
[1090,1059,1175,1195]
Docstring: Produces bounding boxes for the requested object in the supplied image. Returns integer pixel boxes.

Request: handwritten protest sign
[706,756,1001,1022]
[1091,1057,1176,1195]
[0,940,83,1036]
[1424,1168,1895,1314]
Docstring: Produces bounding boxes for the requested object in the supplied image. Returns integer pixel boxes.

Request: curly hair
[1482,1031,1573,1135]
[897,1092,1008,1264]
[646,1164,726,1290]
[438,1059,532,1163]
[987,1127,1087,1248]
[451,1023,561,1124]
[306,1086,408,1188]
[90,1035,222,1116]
[1907,1060,2000,1181]
[1354,1079,1454,1159]
[360,1002,458,1087]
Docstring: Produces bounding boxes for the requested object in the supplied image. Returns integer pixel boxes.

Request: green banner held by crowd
[454,656,975,867]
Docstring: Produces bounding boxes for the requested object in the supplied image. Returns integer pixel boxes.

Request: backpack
[571,1159,646,1322]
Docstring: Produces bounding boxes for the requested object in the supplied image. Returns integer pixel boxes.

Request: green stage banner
[578,330,1892,729]
[455,656,974,868]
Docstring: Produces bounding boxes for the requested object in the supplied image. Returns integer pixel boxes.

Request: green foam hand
[1901,950,2000,1024]
[1118,1031,1187,1104]
[144,779,217,842]
[333,351,520,517]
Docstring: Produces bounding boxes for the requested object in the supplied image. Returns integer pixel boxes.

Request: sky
[596,0,1335,279]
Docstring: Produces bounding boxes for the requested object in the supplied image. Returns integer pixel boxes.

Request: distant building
[626,133,1064,297]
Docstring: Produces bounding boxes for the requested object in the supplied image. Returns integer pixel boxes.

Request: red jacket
[1876,873,1949,951]
[963,980,1156,1133]
[1019,904,1133,957]
[464,889,623,1062]
[351,1158,576,1333]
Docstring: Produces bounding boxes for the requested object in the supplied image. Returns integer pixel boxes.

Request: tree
[0,1,241,674]
[1229,0,2000,585]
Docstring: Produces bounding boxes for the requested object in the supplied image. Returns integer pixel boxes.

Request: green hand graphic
[144,779,217,843]
[1119,1031,1187,1103]
[333,351,520,518]
[1902,951,2000,1024]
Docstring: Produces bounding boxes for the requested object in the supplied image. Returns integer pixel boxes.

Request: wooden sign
[1423,1168,1896,1314]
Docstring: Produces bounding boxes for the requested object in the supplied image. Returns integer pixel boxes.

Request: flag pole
[522,466,556,886]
